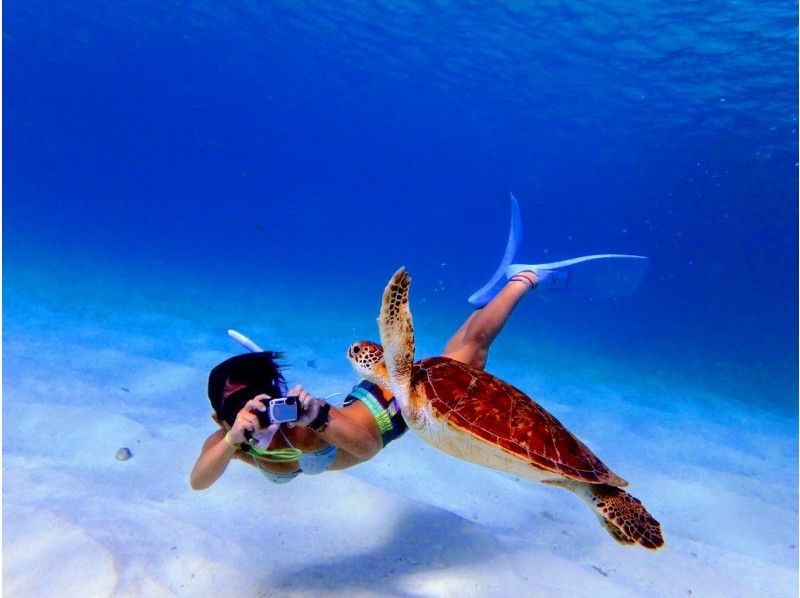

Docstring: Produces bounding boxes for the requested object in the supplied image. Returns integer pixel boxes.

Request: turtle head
[347,341,390,386]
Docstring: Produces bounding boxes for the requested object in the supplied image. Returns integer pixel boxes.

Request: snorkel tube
[227,329,264,353]
[227,329,288,395]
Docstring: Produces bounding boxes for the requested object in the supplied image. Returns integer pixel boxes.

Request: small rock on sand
[116,448,133,461]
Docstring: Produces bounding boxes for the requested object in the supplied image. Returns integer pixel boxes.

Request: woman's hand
[228,396,271,444]
[286,384,322,428]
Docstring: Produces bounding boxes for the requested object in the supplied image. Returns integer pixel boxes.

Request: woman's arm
[315,405,381,460]
[289,385,382,461]
[190,398,276,490]
[189,429,238,490]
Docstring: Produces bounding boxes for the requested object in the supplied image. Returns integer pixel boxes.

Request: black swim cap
[207,352,286,425]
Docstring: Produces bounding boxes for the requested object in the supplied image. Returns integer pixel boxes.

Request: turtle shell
[411,356,627,486]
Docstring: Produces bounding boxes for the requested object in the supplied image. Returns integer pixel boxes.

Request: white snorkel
[227,329,264,353]
[225,329,340,404]
[226,328,288,398]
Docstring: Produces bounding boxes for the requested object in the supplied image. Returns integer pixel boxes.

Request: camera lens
[286,396,297,405]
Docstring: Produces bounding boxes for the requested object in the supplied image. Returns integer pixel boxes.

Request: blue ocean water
[5,0,797,411]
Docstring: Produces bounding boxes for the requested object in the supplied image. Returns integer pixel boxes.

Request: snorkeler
[189,195,649,490]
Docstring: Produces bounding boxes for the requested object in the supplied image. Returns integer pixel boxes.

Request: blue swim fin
[506,254,649,298]
[467,193,523,307]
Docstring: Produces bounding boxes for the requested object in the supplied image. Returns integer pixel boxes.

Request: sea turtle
[347,267,664,550]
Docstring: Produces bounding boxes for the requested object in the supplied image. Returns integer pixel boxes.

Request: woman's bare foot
[508,270,539,291]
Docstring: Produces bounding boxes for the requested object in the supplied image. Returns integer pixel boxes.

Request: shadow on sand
[265,502,515,595]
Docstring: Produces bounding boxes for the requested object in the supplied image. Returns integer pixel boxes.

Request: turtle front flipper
[378,268,415,399]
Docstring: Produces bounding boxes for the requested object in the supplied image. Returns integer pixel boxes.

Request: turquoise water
[6,1,797,410]
[3,3,798,594]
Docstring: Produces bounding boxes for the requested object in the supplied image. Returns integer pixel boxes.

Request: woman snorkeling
[189,269,548,489]
[190,196,649,490]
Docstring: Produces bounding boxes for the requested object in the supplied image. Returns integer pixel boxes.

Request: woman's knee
[470,348,488,370]
[444,345,488,370]
[462,328,494,355]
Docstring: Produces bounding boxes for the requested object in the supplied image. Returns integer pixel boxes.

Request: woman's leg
[443,271,538,369]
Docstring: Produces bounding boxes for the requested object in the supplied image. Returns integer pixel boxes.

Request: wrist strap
[307,402,331,432]
[224,431,246,450]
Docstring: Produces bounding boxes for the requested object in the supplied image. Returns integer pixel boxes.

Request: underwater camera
[255,396,300,426]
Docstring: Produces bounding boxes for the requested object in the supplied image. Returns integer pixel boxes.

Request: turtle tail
[568,482,664,550]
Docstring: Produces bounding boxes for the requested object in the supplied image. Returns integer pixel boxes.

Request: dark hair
[207,351,286,426]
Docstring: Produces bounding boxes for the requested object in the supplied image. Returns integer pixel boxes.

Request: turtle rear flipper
[546,480,664,550]
[581,483,664,550]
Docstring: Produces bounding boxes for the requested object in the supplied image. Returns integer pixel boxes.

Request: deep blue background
[5,1,798,409]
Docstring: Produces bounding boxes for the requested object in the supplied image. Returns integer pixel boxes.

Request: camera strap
[246,428,302,463]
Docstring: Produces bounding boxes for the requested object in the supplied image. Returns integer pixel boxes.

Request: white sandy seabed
[2,264,798,597]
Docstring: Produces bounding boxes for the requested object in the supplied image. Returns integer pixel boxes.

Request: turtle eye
[352,345,361,354]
